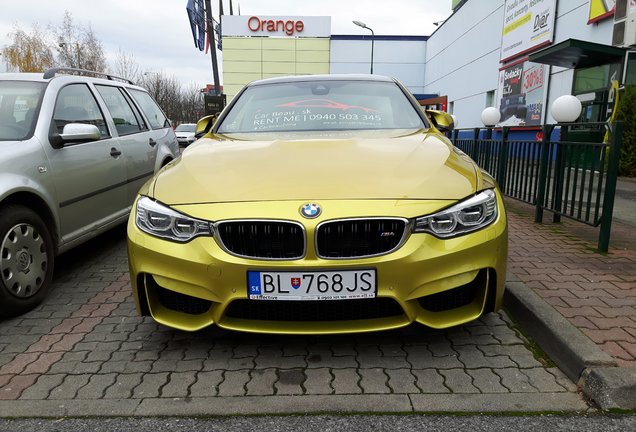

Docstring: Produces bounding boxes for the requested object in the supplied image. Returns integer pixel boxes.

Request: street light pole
[352,20,374,74]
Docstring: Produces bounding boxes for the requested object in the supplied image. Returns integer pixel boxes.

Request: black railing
[451,122,623,252]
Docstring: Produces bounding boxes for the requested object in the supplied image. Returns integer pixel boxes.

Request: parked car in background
[127,74,508,335]
[175,123,197,146]
[0,68,180,317]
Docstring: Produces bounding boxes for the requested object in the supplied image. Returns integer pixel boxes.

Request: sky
[0,0,453,87]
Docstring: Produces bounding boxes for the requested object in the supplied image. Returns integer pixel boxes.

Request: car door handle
[110,147,122,157]
[149,138,157,147]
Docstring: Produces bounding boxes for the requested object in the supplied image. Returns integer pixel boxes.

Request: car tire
[0,205,54,317]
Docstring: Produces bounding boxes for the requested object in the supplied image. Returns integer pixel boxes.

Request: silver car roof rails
[43,67,135,85]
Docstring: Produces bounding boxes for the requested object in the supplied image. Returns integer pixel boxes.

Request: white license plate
[247,269,376,301]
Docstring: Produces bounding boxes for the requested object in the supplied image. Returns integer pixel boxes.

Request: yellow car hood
[152,131,478,204]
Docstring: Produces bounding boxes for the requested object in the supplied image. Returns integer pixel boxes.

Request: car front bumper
[127,196,508,334]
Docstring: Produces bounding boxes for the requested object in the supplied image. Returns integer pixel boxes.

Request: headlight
[135,196,213,242]
[413,189,498,238]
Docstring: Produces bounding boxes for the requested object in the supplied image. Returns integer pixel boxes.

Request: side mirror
[425,109,455,132]
[50,123,101,148]
[194,115,216,138]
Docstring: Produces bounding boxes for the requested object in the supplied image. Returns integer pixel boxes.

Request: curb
[504,272,636,410]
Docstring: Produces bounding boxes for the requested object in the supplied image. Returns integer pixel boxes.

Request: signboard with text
[221,15,331,38]
[500,0,556,62]
[496,61,547,126]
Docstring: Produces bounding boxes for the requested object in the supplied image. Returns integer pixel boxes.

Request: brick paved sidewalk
[506,198,636,367]
[0,226,588,416]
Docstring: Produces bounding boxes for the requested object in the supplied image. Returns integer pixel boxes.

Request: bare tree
[180,83,205,123]
[2,24,55,72]
[111,48,143,84]
[52,11,106,71]
[141,71,182,122]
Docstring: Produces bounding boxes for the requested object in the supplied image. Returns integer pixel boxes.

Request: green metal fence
[451,122,623,252]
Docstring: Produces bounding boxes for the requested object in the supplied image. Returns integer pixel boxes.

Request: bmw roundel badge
[300,203,321,219]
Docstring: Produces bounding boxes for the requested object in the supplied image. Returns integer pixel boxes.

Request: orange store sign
[222,15,331,38]
[248,16,305,36]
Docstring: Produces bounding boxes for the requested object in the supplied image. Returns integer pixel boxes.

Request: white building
[424,0,635,128]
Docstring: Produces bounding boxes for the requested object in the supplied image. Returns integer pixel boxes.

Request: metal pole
[204,0,221,96]
[535,124,554,223]
[598,121,623,253]
[552,124,568,223]
[370,28,375,74]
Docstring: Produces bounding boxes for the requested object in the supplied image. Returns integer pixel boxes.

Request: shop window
[626,52,636,86]
[486,91,494,108]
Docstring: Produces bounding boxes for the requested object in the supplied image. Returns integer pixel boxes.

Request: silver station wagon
[0,68,180,316]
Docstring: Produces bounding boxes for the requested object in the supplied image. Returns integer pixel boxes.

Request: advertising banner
[500,0,557,62]
[588,0,615,24]
[497,61,547,126]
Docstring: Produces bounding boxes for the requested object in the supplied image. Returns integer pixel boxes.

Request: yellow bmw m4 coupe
[127,74,507,334]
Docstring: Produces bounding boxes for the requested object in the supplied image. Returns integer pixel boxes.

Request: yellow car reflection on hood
[127,74,507,334]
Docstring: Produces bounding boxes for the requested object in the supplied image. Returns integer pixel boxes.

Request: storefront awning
[528,38,626,69]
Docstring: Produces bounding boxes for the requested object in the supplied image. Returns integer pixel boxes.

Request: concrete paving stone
[467,368,509,393]
[72,341,101,352]
[357,353,410,369]
[161,371,197,398]
[0,352,40,375]
[22,352,64,374]
[182,347,212,360]
[217,370,250,397]
[173,359,204,372]
[49,360,103,375]
[75,373,118,399]
[188,370,223,397]
[478,312,509,327]
[494,368,538,393]
[358,368,391,394]
[282,344,308,357]
[427,341,458,358]
[411,369,450,393]
[483,344,543,368]
[305,353,358,369]
[303,367,333,395]
[439,369,479,393]
[356,345,382,357]
[85,350,114,362]
[150,360,181,373]
[48,374,91,399]
[491,326,524,345]
[101,360,153,374]
[131,372,169,399]
[331,369,362,394]
[0,374,37,400]
[466,325,496,337]
[0,353,15,368]
[386,368,419,393]
[232,344,259,359]
[103,373,144,399]
[523,367,570,392]
[457,345,517,369]
[379,344,407,357]
[330,343,358,356]
[254,354,306,369]
[274,369,305,395]
[206,357,254,371]
[405,345,462,369]
[18,374,65,400]
[245,368,277,396]
[134,350,163,362]
[451,332,500,346]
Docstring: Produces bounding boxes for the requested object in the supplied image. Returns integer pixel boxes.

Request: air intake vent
[316,218,408,259]
[216,220,305,259]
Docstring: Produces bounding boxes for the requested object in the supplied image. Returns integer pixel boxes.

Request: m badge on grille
[300,203,321,219]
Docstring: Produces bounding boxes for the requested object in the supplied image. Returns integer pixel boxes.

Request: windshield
[0,81,46,141]
[217,80,426,134]
[175,123,196,132]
